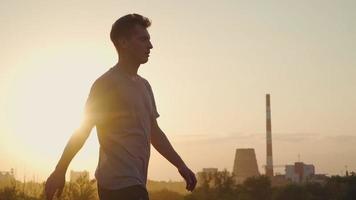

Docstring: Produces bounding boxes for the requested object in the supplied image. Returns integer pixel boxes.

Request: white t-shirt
[84,66,159,190]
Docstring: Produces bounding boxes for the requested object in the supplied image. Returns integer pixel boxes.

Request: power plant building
[285,162,315,183]
[233,148,260,184]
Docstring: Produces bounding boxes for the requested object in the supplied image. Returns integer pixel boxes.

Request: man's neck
[116,59,140,77]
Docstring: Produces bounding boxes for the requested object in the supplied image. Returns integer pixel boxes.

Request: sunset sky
[1,0,355,182]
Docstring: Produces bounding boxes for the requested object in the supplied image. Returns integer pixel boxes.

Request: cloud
[171,131,356,145]
[272,132,321,142]
[323,134,356,143]
[171,132,264,145]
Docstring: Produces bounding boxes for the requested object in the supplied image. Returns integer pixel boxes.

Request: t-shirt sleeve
[83,80,105,126]
[144,80,160,119]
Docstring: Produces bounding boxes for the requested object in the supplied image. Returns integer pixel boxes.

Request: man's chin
[140,58,149,64]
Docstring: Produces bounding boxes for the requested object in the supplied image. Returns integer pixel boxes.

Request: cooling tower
[233,148,260,184]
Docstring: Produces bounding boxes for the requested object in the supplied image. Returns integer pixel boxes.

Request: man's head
[110,14,153,64]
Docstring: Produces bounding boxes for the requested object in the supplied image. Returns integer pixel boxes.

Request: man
[45,14,197,200]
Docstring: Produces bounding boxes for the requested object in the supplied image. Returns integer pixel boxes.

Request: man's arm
[150,119,197,191]
[45,122,94,200]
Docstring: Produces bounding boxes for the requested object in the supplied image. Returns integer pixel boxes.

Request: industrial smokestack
[266,94,274,177]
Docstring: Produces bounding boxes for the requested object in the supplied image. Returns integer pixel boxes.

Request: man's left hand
[178,165,197,191]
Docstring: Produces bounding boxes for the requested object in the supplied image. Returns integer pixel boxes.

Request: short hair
[110,14,151,49]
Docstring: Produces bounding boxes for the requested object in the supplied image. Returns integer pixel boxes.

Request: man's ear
[118,38,128,49]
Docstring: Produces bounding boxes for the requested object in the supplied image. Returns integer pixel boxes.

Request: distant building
[200,168,218,174]
[308,174,328,184]
[196,168,231,187]
[0,169,15,186]
[285,162,315,183]
[270,174,291,186]
[70,170,89,182]
[197,168,218,187]
[233,148,260,184]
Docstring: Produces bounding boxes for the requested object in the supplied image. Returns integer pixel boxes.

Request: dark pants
[97,184,149,200]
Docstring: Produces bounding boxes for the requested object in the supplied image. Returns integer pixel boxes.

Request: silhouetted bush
[1,174,356,200]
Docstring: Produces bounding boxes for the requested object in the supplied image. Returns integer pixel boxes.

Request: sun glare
[6,64,88,168]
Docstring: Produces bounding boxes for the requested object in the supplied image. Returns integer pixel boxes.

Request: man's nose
[148,41,153,49]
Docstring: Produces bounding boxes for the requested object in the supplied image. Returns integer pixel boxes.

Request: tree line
[1,172,355,200]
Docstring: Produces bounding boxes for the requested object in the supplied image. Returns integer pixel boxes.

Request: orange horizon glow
[1,0,356,182]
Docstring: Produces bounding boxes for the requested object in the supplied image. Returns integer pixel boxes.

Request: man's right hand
[45,170,66,200]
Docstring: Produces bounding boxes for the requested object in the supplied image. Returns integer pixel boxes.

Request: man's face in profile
[125,25,153,64]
